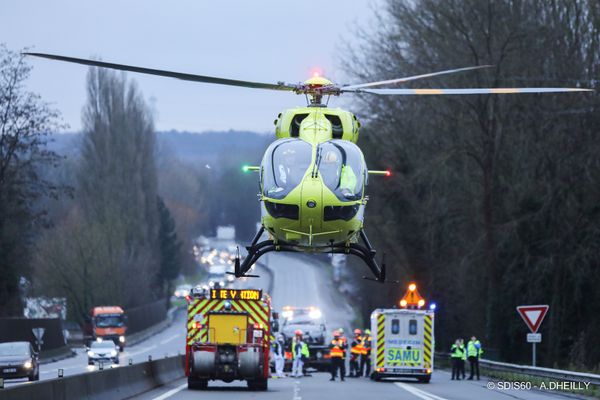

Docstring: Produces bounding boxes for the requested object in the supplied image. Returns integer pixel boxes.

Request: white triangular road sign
[516,305,549,333]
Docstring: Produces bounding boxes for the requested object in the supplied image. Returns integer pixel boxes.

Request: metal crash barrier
[0,355,185,400]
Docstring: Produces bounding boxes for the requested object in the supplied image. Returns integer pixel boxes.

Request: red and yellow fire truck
[185,288,271,391]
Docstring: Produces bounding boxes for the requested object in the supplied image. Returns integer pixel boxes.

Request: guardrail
[435,353,600,386]
[0,355,185,400]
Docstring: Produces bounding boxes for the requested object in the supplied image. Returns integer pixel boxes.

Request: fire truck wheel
[188,376,208,390]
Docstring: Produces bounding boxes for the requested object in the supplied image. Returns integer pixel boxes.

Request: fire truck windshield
[95,314,124,327]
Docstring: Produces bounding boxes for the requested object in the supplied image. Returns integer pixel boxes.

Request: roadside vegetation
[345,0,600,371]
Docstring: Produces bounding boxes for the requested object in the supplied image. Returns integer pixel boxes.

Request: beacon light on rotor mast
[399,282,427,309]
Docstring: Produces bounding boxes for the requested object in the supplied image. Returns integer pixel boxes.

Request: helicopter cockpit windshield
[262,139,312,199]
[318,140,365,201]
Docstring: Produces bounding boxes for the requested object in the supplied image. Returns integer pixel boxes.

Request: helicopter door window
[262,139,312,200]
[317,140,365,202]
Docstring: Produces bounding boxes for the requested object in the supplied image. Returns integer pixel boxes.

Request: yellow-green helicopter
[25,53,591,282]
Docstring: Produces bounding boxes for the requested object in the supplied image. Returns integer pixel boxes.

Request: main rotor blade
[24,52,297,91]
[342,65,493,90]
[343,87,593,95]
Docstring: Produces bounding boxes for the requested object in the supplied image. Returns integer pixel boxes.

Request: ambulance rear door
[383,311,425,372]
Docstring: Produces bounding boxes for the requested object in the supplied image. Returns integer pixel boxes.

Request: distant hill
[47,130,271,163]
[158,130,270,164]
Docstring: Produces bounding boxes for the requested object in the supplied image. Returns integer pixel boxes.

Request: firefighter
[360,329,372,377]
[450,339,464,380]
[329,330,347,381]
[292,330,305,377]
[273,334,286,378]
[467,336,483,380]
[349,329,363,377]
[338,328,347,379]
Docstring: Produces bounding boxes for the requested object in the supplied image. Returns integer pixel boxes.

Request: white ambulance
[370,307,435,383]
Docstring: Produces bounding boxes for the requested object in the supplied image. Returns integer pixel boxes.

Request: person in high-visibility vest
[450,339,465,380]
[300,340,310,377]
[291,330,305,378]
[360,329,372,377]
[338,328,347,379]
[349,329,363,377]
[329,330,347,381]
[467,336,483,380]
[459,338,466,379]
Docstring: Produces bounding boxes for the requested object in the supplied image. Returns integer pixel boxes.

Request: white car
[87,340,119,365]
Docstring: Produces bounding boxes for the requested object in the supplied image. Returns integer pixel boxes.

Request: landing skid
[233,228,390,283]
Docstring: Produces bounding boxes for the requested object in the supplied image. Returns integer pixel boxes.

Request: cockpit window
[262,139,312,199]
[317,140,365,201]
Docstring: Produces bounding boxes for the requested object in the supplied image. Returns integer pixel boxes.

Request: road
[3,253,590,399]
[136,253,588,400]
[3,310,187,388]
[139,370,571,400]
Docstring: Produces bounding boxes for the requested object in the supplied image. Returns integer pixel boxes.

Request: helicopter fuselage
[259,104,367,249]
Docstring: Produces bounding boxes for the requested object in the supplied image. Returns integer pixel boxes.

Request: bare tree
[0,44,67,316]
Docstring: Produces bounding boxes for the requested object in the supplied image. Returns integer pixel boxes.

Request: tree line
[345,0,600,370]
[0,47,186,322]
[0,44,267,323]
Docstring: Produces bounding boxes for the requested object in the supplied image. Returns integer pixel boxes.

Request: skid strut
[233,228,388,282]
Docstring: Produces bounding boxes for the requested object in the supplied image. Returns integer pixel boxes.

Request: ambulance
[370,283,435,383]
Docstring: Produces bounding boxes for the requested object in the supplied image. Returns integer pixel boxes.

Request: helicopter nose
[300,178,323,244]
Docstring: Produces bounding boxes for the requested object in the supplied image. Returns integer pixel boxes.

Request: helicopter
[25,52,591,282]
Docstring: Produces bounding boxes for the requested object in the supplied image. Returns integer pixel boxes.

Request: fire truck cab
[186,288,271,391]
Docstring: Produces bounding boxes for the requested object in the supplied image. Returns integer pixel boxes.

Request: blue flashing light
[429,303,437,311]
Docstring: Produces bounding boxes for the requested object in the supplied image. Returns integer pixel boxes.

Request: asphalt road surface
[3,310,188,388]
[136,253,589,400]
[139,370,584,400]
[3,253,590,399]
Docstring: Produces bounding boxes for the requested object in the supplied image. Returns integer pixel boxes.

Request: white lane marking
[151,382,187,400]
[293,379,302,400]
[40,365,85,375]
[160,333,180,345]
[395,382,450,400]
[127,344,157,357]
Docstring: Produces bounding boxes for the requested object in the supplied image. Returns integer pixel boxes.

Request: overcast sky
[1,1,383,133]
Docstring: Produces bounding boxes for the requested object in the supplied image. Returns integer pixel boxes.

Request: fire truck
[186,287,271,390]
[370,283,435,383]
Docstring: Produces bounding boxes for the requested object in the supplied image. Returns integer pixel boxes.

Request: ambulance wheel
[188,376,208,390]
[371,373,381,381]
[418,376,431,383]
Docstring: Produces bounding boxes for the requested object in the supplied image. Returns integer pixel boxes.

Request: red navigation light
[313,71,320,77]
[385,170,392,177]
